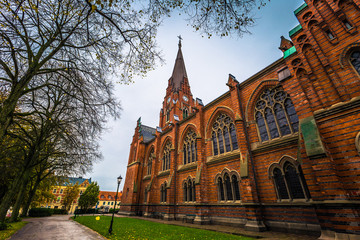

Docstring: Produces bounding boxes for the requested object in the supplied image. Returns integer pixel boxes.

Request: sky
[85,0,305,191]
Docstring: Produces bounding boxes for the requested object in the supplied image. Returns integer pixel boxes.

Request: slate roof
[140,125,156,143]
[169,43,188,92]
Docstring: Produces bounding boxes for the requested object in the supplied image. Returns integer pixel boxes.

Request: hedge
[28,208,53,217]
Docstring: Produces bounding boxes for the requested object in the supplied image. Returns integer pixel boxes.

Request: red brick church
[120,1,360,239]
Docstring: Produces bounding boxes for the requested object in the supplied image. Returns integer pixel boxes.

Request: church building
[120,1,360,239]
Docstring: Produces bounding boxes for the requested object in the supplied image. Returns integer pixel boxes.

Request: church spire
[168,36,188,93]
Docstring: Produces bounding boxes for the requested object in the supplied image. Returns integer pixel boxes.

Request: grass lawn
[73,216,254,240]
[0,221,27,240]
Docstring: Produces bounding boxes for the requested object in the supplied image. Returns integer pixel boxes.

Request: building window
[162,142,172,171]
[144,189,148,203]
[166,109,170,122]
[211,113,238,155]
[271,162,310,201]
[160,183,167,203]
[147,149,155,175]
[80,191,83,195]
[183,130,197,164]
[350,50,360,75]
[111,202,114,205]
[101,195,105,199]
[183,107,188,119]
[59,189,63,194]
[103,202,105,205]
[183,178,196,202]
[255,86,299,142]
[216,173,241,202]
[53,189,57,193]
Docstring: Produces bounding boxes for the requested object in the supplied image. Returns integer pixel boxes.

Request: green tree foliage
[62,183,80,212]
[78,182,100,213]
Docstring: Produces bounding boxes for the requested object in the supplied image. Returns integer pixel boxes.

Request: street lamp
[108,175,122,235]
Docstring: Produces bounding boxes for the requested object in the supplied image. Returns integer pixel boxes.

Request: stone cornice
[127,161,140,168]
[314,96,360,120]
[206,149,240,166]
[177,162,197,172]
[251,134,298,154]
[157,169,170,177]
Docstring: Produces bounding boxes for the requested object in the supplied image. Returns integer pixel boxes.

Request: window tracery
[183,130,197,164]
[255,86,299,142]
[162,142,171,171]
[147,149,155,175]
[211,113,238,155]
[271,161,310,201]
[216,171,241,202]
[183,178,196,202]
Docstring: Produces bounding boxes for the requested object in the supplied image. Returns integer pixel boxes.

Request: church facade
[120,1,360,239]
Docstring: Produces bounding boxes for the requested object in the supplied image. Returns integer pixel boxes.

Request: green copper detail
[283,46,297,59]
[289,24,303,37]
[294,2,308,15]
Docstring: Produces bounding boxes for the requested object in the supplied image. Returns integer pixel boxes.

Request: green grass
[0,221,27,240]
[73,216,254,240]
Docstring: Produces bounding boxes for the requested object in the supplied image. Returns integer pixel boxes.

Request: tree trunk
[0,170,26,223]
[10,174,29,222]
[21,180,40,217]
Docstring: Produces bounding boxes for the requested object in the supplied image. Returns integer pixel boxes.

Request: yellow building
[95,191,122,212]
[44,177,91,214]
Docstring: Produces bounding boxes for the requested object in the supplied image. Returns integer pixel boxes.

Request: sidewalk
[105,213,319,240]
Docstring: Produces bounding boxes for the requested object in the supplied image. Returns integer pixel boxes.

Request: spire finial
[177,35,182,48]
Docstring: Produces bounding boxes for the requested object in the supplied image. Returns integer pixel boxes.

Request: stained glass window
[183,130,197,164]
[147,149,155,175]
[162,142,171,171]
[225,174,233,201]
[232,175,241,201]
[285,163,305,199]
[255,86,299,142]
[218,178,225,201]
[212,113,239,155]
[350,51,360,75]
[273,168,289,200]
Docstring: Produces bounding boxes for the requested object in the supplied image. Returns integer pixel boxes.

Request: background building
[96,191,122,212]
[46,177,91,214]
[120,1,360,239]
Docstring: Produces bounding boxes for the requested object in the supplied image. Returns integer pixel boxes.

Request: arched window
[232,175,241,201]
[183,178,196,202]
[211,113,239,155]
[144,189,148,203]
[183,130,197,164]
[271,162,310,201]
[183,107,188,119]
[166,110,170,122]
[160,183,167,203]
[216,172,241,202]
[350,50,360,75]
[147,149,155,175]
[162,142,171,171]
[255,86,299,142]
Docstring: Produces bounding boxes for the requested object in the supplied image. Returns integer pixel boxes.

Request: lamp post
[108,175,122,235]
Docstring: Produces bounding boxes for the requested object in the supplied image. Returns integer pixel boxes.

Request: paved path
[10,215,106,240]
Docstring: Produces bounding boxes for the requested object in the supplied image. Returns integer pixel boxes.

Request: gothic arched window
[162,142,171,171]
[147,149,155,176]
[183,107,188,119]
[350,50,360,75]
[183,130,197,164]
[183,178,196,202]
[160,183,167,203]
[255,86,299,142]
[271,162,310,201]
[211,113,239,156]
[216,172,241,202]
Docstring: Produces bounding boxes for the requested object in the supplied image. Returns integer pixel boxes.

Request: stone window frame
[254,86,299,143]
[183,107,189,119]
[183,177,196,202]
[211,113,239,156]
[162,141,172,171]
[268,156,310,202]
[147,148,155,176]
[214,169,241,202]
[183,129,197,165]
[349,49,360,76]
[160,182,167,203]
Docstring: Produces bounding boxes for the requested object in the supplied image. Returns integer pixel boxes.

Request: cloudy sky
[85,0,305,191]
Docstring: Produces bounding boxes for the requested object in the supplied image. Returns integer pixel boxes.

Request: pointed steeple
[168,36,188,92]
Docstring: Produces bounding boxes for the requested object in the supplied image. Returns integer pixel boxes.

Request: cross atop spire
[177,35,182,48]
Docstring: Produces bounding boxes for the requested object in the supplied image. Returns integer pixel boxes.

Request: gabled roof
[61,177,91,186]
[168,41,188,92]
[98,191,122,201]
[140,124,156,143]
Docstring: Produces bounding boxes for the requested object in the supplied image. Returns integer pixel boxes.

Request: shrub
[74,208,98,215]
[28,208,53,217]
[0,222,8,230]
[109,208,119,213]
[52,208,67,215]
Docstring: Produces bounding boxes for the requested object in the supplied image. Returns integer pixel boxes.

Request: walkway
[10,215,106,240]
